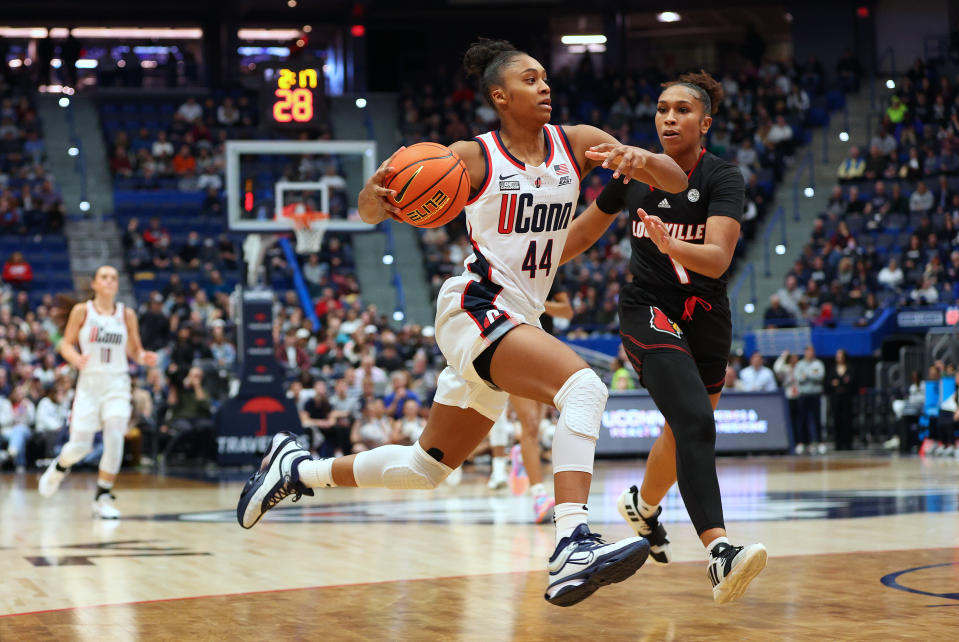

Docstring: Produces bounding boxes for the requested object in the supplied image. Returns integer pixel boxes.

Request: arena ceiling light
[238,28,302,41]
[560,35,607,45]
[656,12,682,22]
[0,27,48,38]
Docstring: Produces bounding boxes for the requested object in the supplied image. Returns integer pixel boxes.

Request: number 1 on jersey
[101,347,111,363]
[521,239,553,278]
[670,258,690,284]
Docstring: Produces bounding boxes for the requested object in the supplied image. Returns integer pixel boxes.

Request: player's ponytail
[663,70,724,116]
[52,294,78,334]
[463,37,523,108]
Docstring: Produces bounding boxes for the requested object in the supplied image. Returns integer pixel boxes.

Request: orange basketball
[383,142,470,228]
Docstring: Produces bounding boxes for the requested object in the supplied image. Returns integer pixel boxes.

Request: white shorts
[71,372,132,434]
[432,275,539,422]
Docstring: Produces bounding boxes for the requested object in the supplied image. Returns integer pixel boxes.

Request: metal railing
[380,220,407,324]
[63,97,91,219]
[792,150,814,222]
[729,261,757,341]
[869,46,897,113]
[762,205,787,278]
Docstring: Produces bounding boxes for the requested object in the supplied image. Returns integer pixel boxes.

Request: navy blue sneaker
[237,432,313,529]
[544,524,649,607]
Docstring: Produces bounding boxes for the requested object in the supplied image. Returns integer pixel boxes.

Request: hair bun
[463,37,518,78]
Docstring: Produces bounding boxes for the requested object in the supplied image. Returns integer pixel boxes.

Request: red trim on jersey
[492,130,526,170]
[467,228,492,281]
[554,125,582,179]
[687,147,706,178]
[465,136,493,206]
[649,147,706,191]
[543,126,555,167]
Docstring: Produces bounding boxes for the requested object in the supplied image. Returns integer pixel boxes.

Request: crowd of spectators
[0,85,65,236]
[765,56,959,330]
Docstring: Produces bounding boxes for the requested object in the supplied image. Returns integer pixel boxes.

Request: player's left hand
[139,350,159,367]
[586,143,649,183]
[638,208,672,254]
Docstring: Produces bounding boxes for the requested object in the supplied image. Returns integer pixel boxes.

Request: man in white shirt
[877,258,904,290]
[737,352,778,392]
[176,97,203,123]
[909,181,934,213]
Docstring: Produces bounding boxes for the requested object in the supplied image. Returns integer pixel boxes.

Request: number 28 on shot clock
[269,67,320,125]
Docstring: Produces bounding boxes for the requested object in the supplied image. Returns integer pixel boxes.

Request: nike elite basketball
[384,142,470,228]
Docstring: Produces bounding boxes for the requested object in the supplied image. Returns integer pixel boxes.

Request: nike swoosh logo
[499,173,517,180]
[393,166,424,203]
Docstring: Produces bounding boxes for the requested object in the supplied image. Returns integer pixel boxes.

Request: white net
[291,214,328,255]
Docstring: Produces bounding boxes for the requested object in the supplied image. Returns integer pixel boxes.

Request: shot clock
[261,61,327,129]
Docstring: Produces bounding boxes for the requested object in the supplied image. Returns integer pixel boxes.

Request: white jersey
[78,300,129,375]
[462,124,581,317]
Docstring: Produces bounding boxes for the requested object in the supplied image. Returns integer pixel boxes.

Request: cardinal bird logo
[649,307,683,338]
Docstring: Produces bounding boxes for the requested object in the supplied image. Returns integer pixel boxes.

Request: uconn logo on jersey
[88,324,124,345]
[496,193,573,235]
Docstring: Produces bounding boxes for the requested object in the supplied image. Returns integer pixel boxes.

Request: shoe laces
[265,476,309,510]
[574,530,607,549]
[712,542,743,561]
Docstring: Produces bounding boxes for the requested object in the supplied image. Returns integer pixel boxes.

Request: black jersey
[597,149,744,296]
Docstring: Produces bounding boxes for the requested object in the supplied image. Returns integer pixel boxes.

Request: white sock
[637,491,659,519]
[553,502,588,544]
[297,458,337,488]
[491,456,507,478]
[530,482,546,497]
[706,536,729,556]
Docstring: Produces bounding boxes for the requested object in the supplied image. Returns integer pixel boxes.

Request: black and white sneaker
[237,432,314,529]
[707,542,767,604]
[617,485,671,564]
[544,524,649,607]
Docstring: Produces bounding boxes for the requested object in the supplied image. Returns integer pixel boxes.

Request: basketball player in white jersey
[238,38,688,606]
[39,265,158,518]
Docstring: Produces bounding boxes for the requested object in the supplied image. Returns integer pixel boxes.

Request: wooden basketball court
[1,455,957,640]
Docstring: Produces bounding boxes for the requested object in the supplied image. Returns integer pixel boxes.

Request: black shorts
[618,282,732,395]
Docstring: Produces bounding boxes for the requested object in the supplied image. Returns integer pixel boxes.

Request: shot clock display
[261,61,327,129]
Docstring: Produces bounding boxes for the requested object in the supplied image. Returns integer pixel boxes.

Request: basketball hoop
[281,203,329,255]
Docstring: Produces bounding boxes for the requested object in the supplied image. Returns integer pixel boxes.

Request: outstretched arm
[565,125,688,193]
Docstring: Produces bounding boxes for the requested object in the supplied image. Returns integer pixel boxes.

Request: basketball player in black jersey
[566,71,767,603]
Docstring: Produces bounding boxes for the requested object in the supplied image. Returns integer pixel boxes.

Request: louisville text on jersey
[632,220,706,242]
[497,193,573,234]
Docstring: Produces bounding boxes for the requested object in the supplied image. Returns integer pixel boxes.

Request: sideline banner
[597,390,792,456]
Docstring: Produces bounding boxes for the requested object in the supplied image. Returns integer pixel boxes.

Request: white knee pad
[551,368,608,475]
[353,443,453,490]
[58,433,95,468]
[99,418,127,476]
[489,410,511,448]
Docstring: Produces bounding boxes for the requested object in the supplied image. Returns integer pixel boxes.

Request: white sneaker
[816,442,827,455]
[487,470,508,490]
[545,524,650,607]
[92,493,121,519]
[38,460,67,497]
[617,485,671,564]
[236,432,314,529]
[707,542,767,604]
[883,435,900,450]
[794,443,805,455]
